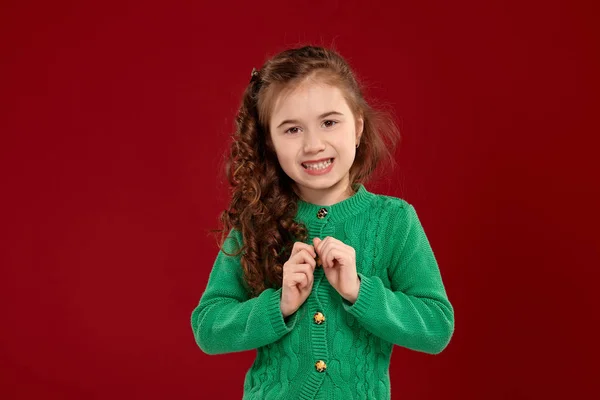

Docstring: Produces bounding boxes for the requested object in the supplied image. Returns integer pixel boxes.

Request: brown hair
[216,45,400,297]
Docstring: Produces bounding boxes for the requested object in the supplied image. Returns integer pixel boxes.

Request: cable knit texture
[191,184,454,399]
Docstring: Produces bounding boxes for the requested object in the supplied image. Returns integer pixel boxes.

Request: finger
[286,249,312,267]
[322,238,347,268]
[291,241,316,258]
[319,236,336,252]
[301,263,316,289]
[290,249,317,269]
[326,248,344,268]
[316,236,332,254]
[312,237,322,253]
[319,239,335,268]
[290,264,316,285]
[313,237,326,258]
[288,272,308,289]
[298,263,315,278]
[285,263,316,288]
[293,266,314,288]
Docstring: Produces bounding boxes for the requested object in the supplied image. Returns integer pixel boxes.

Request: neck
[294,177,355,206]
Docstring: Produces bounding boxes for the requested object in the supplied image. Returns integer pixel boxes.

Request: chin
[300,177,343,190]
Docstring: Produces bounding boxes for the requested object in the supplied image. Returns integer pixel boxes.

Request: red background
[1,0,598,398]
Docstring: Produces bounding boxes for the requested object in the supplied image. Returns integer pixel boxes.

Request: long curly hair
[216,45,400,298]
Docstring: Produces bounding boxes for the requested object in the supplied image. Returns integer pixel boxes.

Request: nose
[303,130,325,153]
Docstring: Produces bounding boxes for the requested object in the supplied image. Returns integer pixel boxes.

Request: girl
[191,45,454,399]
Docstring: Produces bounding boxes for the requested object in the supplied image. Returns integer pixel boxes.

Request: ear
[356,117,364,143]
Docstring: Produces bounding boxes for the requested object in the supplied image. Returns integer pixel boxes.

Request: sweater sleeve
[191,229,300,355]
[341,204,455,355]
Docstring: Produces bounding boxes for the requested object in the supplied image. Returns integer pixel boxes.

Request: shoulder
[369,191,414,219]
[366,192,423,238]
[220,228,244,255]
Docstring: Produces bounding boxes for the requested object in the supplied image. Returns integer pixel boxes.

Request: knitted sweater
[191,184,454,399]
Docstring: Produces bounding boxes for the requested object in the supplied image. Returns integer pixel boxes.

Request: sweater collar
[295,183,374,224]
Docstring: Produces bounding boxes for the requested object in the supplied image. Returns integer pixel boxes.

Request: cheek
[274,147,295,168]
[335,136,355,155]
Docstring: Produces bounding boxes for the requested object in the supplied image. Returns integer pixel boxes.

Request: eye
[322,120,337,128]
[285,126,301,134]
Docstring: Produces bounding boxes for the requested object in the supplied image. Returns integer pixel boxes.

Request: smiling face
[268,77,363,205]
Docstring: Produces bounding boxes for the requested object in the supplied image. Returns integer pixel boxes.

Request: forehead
[269,80,350,125]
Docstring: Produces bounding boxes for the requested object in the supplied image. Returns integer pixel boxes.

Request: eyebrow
[276,111,344,129]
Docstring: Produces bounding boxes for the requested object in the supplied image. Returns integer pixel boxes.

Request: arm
[342,204,455,354]
[191,229,299,355]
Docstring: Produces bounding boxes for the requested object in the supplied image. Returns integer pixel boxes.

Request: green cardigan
[191,184,454,399]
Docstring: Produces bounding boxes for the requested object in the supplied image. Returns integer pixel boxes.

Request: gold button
[317,208,328,219]
[313,312,325,324]
[315,360,327,372]
[315,256,322,268]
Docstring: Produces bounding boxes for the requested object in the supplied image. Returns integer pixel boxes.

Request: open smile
[301,158,335,175]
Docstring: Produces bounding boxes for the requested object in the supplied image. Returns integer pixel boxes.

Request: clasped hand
[279,237,360,318]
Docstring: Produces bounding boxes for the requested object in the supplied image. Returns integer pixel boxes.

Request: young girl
[191,45,454,399]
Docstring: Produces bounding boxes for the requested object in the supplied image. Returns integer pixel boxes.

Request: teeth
[303,159,332,170]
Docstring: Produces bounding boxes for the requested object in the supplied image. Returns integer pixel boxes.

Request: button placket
[309,258,328,376]
[313,207,329,267]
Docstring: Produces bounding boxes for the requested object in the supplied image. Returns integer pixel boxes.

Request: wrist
[344,275,361,304]
[280,304,289,318]
[280,302,294,319]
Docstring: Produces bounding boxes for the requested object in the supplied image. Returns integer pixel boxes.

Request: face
[268,78,363,204]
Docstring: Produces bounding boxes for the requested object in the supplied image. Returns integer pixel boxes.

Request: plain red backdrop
[1,0,598,398]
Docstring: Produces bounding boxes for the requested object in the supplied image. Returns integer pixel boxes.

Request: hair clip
[250,67,259,82]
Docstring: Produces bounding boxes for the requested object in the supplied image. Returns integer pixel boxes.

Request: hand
[280,242,317,318]
[313,237,361,303]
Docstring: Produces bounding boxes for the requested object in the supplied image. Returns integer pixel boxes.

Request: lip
[301,157,333,164]
[302,158,334,176]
